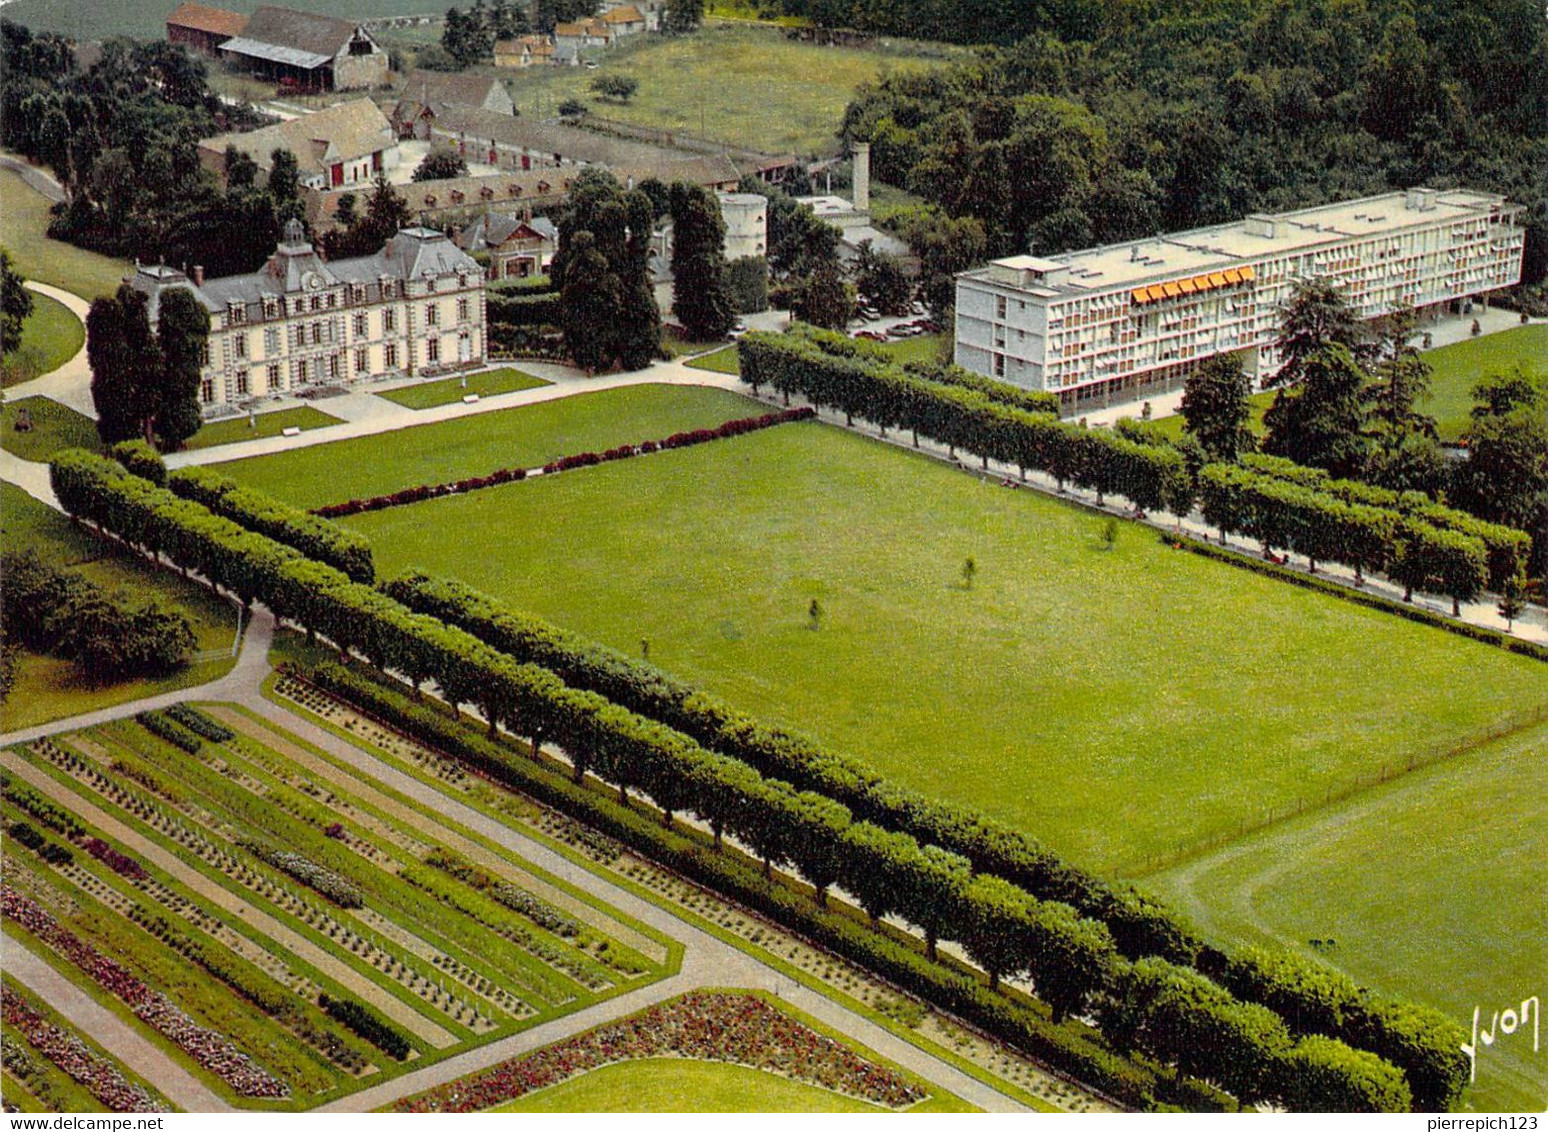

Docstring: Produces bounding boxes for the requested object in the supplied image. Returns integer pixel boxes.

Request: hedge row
[738,331,1192,515]
[486,290,561,328]
[383,567,1469,1109]
[1239,453,1530,591]
[164,704,234,743]
[317,994,410,1060]
[1199,464,1488,611]
[136,711,204,755]
[167,466,375,583]
[313,468,529,519]
[107,440,167,486]
[48,448,1453,1110]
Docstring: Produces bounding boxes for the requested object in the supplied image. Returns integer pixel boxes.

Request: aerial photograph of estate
[0,0,1542,1120]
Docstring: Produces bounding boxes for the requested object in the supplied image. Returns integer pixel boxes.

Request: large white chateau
[954,188,1527,410]
[129,220,487,414]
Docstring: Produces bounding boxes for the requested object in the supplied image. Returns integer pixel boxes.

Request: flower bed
[2,987,170,1112]
[236,839,364,909]
[312,408,814,519]
[394,991,925,1112]
[0,885,288,1098]
[83,838,147,881]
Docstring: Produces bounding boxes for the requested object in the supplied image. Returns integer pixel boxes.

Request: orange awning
[1222,268,1242,284]
[1142,285,1163,302]
[1162,281,1182,298]
[1208,272,1228,287]
[1239,264,1256,281]
[1131,288,1150,304]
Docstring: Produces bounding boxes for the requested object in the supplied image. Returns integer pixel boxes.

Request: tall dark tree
[1267,277,1376,388]
[1453,370,1548,557]
[87,285,159,445]
[413,148,470,181]
[267,147,305,225]
[155,288,209,450]
[792,257,853,330]
[533,0,596,34]
[1,249,33,357]
[551,169,659,371]
[854,239,911,316]
[669,181,734,340]
[1180,352,1255,462]
[224,145,259,191]
[1261,343,1373,478]
[663,0,704,35]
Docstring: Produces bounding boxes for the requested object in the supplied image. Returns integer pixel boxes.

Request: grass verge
[375,368,550,410]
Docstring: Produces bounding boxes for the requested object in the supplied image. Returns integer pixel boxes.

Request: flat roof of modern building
[962,188,1519,297]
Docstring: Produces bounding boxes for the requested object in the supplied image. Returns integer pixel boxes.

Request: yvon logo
[1461,995,1540,1084]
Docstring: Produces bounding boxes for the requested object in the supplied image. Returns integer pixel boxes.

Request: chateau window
[200,378,215,403]
[267,363,280,390]
[383,308,396,332]
[263,298,278,319]
[264,327,280,355]
[312,323,324,345]
[235,335,247,359]
[310,296,321,312]
[296,359,309,383]
[354,312,369,337]
[329,354,341,380]
[385,343,398,368]
[356,347,369,373]
[426,337,440,363]
[457,297,470,322]
[200,342,210,365]
[235,371,249,395]
[426,302,439,327]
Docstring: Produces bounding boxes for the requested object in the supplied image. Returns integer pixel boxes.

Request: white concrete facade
[954,188,1527,409]
[717,192,768,260]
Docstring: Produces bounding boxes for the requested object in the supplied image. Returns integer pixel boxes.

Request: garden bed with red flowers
[2,986,170,1112]
[394,990,925,1112]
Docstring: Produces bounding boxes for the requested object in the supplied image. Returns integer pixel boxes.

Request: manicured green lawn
[0,396,99,462]
[0,167,129,301]
[878,332,949,366]
[490,1058,886,1112]
[0,483,240,731]
[2,290,84,387]
[183,405,342,451]
[685,345,742,374]
[376,367,550,410]
[1421,324,1548,439]
[219,384,765,510]
[1144,721,1548,1113]
[497,22,957,156]
[341,420,1548,875]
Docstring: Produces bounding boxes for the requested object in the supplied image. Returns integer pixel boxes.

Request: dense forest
[834,0,1547,278]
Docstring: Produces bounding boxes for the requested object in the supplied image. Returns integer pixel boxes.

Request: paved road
[0,930,235,1112]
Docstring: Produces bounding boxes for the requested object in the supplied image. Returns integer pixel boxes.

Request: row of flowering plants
[82,837,147,881]
[2,986,170,1112]
[394,991,926,1112]
[311,408,815,519]
[236,839,365,909]
[0,885,288,1098]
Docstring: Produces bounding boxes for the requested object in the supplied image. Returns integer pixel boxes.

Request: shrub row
[1199,464,1488,612]
[107,440,167,486]
[167,466,374,584]
[136,711,203,755]
[46,449,1446,1110]
[237,839,364,909]
[164,703,233,743]
[1,774,86,839]
[424,849,580,938]
[6,821,74,866]
[2,550,195,679]
[383,567,1469,1109]
[486,289,562,327]
[318,994,411,1061]
[739,332,1192,515]
[1238,453,1530,591]
[312,409,813,517]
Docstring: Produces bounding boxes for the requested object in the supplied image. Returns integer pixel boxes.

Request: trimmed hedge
[318,994,411,1060]
[164,703,234,743]
[168,466,375,584]
[108,440,167,486]
[486,290,561,328]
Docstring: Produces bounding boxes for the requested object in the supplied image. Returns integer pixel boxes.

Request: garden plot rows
[0,705,667,1108]
[272,671,1113,1113]
[1,977,172,1113]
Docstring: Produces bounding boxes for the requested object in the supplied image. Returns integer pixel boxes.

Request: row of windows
[219,300,481,366]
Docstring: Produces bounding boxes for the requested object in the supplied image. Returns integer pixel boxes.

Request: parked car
[886,324,912,338]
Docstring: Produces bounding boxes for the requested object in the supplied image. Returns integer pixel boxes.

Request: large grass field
[1152,324,1548,444]
[0,483,241,732]
[0,397,99,462]
[491,1058,888,1112]
[376,367,550,410]
[491,22,955,157]
[216,383,763,510]
[2,291,84,387]
[1143,721,1548,1113]
[0,0,456,41]
[0,168,129,302]
[324,413,1548,875]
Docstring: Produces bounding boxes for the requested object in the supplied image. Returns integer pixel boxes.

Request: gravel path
[0,929,234,1112]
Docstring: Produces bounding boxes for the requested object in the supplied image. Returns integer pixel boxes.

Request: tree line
[47,444,1464,1111]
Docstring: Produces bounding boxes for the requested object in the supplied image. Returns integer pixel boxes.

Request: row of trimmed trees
[48,445,1457,1111]
[739,330,1531,614]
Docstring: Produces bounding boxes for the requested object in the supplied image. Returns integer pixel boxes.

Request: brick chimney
[192,265,205,286]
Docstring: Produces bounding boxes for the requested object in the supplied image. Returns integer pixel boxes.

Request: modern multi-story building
[954,188,1526,410]
[129,220,486,415]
